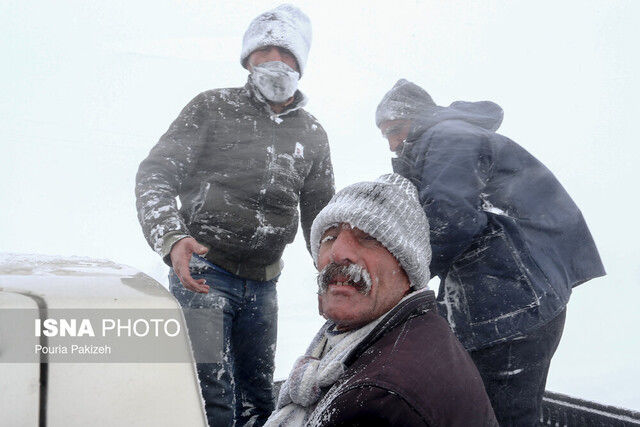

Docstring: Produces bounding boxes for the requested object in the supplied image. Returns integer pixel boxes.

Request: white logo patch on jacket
[294,142,304,159]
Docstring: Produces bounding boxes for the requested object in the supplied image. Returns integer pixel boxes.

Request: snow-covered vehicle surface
[0,254,207,427]
[540,391,640,426]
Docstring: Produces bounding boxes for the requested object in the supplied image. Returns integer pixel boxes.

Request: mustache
[317,263,372,295]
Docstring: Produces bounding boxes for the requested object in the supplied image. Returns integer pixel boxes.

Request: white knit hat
[240,4,312,76]
[310,174,432,290]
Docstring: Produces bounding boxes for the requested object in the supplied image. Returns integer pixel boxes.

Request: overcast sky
[2,0,638,410]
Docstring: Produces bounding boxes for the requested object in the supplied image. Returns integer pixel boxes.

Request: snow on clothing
[240,4,312,76]
[375,78,436,126]
[169,257,278,427]
[470,308,566,426]
[265,313,383,426]
[135,79,335,281]
[391,98,606,351]
[267,289,498,426]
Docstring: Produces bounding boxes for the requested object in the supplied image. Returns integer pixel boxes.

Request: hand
[170,237,210,293]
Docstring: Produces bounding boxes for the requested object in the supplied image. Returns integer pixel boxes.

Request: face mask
[250,61,300,103]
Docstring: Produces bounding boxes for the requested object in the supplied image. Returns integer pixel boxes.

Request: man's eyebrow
[277,46,295,56]
[322,225,344,237]
[353,228,372,237]
[383,124,404,137]
[322,227,338,235]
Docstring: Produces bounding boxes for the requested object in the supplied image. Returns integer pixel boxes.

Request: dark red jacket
[308,290,497,426]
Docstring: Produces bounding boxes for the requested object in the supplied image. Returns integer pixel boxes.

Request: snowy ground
[1,0,638,412]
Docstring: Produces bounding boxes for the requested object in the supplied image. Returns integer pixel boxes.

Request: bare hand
[170,237,210,293]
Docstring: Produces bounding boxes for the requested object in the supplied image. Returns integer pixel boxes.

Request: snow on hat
[240,4,312,76]
[375,79,436,127]
[310,173,431,290]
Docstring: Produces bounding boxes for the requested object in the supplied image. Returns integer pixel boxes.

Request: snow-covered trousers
[469,308,566,427]
[169,255,278,427]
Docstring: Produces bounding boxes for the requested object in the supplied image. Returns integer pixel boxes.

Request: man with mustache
[135,5,334,426]
[266,174,497,426]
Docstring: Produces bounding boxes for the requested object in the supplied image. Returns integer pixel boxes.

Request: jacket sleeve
[135,92,212,261]
[410,125,492,277]
[319,385,429,426]
[299,128,335,254]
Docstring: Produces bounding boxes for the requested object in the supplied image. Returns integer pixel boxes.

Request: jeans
[469,308,567,427]
[169,256,278,427]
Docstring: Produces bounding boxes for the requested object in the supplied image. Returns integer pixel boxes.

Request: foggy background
[2,0,638,410]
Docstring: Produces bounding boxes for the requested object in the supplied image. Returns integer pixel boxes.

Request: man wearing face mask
[135,4,334,426]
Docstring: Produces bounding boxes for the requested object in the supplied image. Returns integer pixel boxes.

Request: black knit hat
[375,79,436,127]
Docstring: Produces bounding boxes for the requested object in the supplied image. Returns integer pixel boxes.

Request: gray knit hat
[240,4,312,76]
[310,174,431,290]
[375,79,436,127]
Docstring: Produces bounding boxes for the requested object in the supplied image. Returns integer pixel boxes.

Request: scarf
[264,317,382,426]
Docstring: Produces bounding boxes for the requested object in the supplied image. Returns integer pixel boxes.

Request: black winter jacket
[308,290,498,426]
[393,101,605,350]
[136,80,334,280]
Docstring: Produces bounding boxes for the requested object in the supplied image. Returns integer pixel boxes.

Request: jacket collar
[343,289,436,367]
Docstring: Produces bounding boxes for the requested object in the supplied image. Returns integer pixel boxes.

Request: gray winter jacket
[136,80,335,280]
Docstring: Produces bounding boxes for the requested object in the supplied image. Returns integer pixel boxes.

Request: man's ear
[245,56,254,72]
